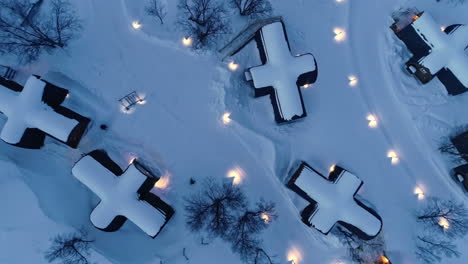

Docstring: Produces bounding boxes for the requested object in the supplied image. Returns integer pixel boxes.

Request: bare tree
[415,235,460,264]
[228,200,277,262]
[45,231,93,264]
[0,0,81,63]
[439,140,467,162]
[185,177,246,238]
[416,197,468,239]
[145,0,167,24]
[178,0,230,48]
[230,0,272,18]
[333,226,386,264]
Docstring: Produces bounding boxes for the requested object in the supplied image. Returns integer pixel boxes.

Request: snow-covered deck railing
[392,12,468,95]
[0,75,90,149]
[219,16,282,59]
[287,162,382,240]
[72,150,174,238]
[0,65,16,80]
[246,21,317,123]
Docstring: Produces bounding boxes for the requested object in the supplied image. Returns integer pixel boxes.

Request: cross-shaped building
[287,162,382,240]
[245,21,318,123]
[72,150,174,238]
[393,12,468,95]
[0,75,90,149]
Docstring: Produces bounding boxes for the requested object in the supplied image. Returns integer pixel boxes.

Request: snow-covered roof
[291,164,382,238]
[0,76,78,144]
[412,13,468,87]
[248,22,316,122]
[72,155,167,237]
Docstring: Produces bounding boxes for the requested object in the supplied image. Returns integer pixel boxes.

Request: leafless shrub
[178,0,230,48]
[45,230,93,264]
[416,197,468,239]
[0,0,81,62]
[145,0,167,24]
[230,0,272,18]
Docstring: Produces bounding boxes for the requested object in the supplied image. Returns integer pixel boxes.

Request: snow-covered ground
[1,0,467,263]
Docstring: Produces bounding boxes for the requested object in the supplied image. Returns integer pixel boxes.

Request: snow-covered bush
[0,0,82,63]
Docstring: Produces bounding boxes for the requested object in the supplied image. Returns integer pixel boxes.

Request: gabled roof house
[244,21,318,123]
[72,150,174,238]
[392,11,468,95]
[0,75,90,149]
[287,162,382,240]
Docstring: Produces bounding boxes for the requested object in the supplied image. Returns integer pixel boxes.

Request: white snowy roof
[294,166,381,237]
[412,13,468,86]
[0,76,78,144]
[248,22,315,121]
[72,156,166,237]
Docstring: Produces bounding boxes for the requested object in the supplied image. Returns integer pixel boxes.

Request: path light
[329,164,336,173]
[438,217,450,230]
[380,255,390,264]
[414,187,425,200]
[132,21,142,29]
[222,112,232,125]
[182,37,193,46]
[287,248,302,264]
[367,114,378,128]
[261,212,270,223]
[387,150,399,165]
[348,75,358,87]
[227,168,244,185]
[334,28,346,42]
[154,175,170,189]
[228,61,239,71]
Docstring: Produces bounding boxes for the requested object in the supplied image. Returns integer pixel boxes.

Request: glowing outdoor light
[440,26,446,31]
[287,248,302,264]
[132,21,142,29]
[222,112,232,125]
[182,37,193,46]
[329,164,336,173]
[367,114,378,128]
[414,187,425,200]
[260,212,270,223]
[334,28,346,42]
[438,217,450,230]
[387,150,399,165]
[336,0,346,2]
[348,75,358,87]
[300,83,311,88]
[154,176,170,189]
[65,93,70,99]
[227,168,244,185]
[412,15,420,21]
[380,255,390,264]
[228,61,239,71]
